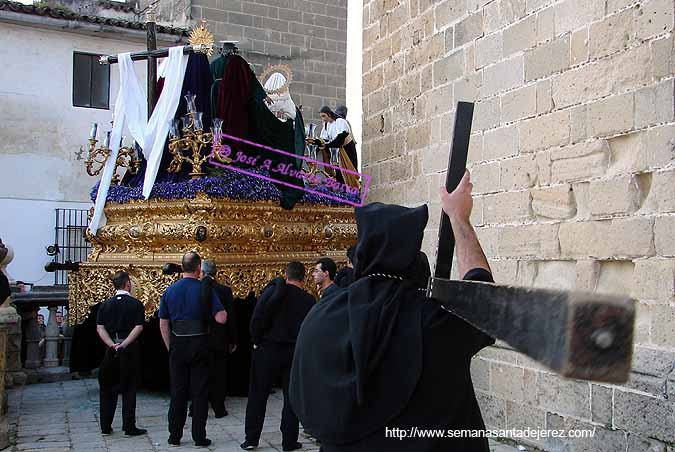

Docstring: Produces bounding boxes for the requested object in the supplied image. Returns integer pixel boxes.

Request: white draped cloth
[264,72,296,121]
[89,46,189,235]
[264,72,286,91]
[142,46,189,199]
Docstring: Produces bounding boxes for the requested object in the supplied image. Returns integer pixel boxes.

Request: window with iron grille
[73,52,110,109]
[54,209,91,285]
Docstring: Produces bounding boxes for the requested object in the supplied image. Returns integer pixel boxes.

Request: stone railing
[11,287,71,373]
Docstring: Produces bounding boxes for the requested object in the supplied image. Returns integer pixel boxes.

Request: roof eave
[0,9,187,45]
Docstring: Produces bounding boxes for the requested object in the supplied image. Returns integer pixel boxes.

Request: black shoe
[214,409,228,418]
[240,440,258,450]
[283,442,303,451]
[168,437,181,447]
[124,428,147,436]
[195,438,212,448]
[101,428,112,435]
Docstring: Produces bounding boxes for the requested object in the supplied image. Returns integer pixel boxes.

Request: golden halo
[188,19,215,57]
[260,64,293,95]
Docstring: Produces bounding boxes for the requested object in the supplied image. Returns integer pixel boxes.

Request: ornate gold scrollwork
[70,197,357,323]
[167,126,214,178]
[84,138,142,184]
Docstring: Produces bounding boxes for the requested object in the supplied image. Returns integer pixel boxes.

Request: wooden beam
[147,19,158,119]
[428,278,635,383]
[98,45,207,65]
[434,102,474,279]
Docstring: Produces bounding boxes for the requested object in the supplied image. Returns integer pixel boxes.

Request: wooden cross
[428,102,635,383]
[98,12,214,119]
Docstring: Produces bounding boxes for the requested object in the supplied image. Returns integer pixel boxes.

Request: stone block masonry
[192,0,348,123]
[362,0,675,449]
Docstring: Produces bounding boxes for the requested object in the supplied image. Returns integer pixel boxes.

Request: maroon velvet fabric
[216,55,252,140]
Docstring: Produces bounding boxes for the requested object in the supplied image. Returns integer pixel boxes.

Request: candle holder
[83,138,111,178]
[303,136,335,182]
[210,118,234,165]
[113,142,142,184]
[168,112,221,178]
[82,134,141,184]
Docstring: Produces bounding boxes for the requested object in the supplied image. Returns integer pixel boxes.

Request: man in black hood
[289,170,495,451]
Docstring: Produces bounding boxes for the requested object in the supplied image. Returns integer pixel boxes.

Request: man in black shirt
[334,246,355,288]
[96,271,147,437]
[201,259,237,417]
[313,257,339,300]
[241,261,316,451]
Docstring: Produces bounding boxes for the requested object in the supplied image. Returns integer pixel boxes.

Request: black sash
[171,320,210,336]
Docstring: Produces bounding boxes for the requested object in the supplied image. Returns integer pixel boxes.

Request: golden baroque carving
[70,197,357,323]
[69,261,324,324]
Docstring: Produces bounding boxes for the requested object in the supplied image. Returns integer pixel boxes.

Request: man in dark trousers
[240,261,316,451]
[159,252,228,448]
[95,271,146,436]
[201,259,237,417]
[313,257,339,300]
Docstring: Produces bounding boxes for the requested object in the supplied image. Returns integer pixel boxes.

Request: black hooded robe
[289,202,495,452]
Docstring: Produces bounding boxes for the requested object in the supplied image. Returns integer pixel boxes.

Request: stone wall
[361,0,675,450]
[192,0,348,123]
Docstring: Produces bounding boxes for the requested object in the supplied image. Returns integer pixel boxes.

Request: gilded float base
[68,195,357,323]
[68,260,334,324]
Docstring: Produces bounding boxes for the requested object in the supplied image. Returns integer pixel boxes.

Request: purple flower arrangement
[90,169,360,207]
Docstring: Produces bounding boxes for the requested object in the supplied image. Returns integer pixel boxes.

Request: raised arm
[439,170,491,279]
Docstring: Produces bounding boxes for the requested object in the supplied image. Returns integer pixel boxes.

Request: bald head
[182,252,201,275]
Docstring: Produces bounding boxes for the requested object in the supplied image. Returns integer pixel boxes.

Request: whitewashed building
[0,0,188,284]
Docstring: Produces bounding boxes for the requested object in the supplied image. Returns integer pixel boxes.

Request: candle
[89,122,98,139]
[184,93,197,114]
[103,131,111,149]
[169,119,180,139]
[194,112,204,131]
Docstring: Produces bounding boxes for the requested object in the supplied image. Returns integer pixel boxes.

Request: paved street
[6,380,522,452]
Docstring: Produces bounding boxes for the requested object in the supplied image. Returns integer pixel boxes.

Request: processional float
[67,12,360,324]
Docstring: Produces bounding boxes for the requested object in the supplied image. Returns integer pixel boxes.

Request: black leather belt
[171,320,209,337]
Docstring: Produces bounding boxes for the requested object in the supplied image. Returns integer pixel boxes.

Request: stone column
[43,307,60,368]
[23,310,42,369]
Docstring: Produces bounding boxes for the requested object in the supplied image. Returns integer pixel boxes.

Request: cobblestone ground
[7,380,521,452]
